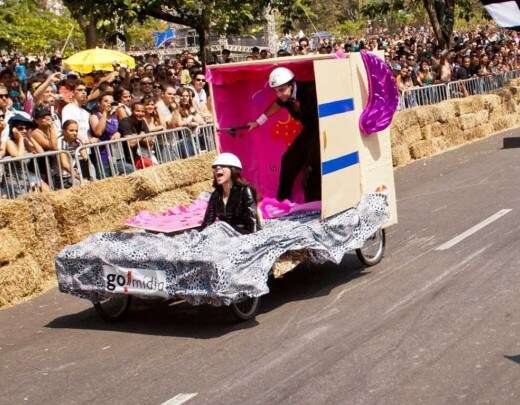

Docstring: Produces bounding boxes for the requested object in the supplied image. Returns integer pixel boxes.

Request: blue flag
[153,29,176,48]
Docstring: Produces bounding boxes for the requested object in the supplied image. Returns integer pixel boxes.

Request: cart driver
[248,67,321,202]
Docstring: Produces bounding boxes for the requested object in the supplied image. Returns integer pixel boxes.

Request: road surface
[2,129,520,405]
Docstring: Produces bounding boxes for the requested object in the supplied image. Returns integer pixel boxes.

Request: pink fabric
[207,59,324,202]
[126,197,208,233]
[259,197,322,219]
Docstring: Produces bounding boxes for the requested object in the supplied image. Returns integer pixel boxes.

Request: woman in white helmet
[201,152,260,234]
[247,66,320,202]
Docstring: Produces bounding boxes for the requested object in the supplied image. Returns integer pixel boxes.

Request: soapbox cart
[60,52,399,323]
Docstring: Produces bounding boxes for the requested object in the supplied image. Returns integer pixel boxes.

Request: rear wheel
[94,295,132,322]
[356,229,386,266]
[230,297,260,321]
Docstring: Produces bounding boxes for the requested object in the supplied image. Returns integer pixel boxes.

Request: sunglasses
[195,78,206,82]
[154,84,162,89]
[0,114,5,119]
[0,94,9,99]
[141,81,152,85]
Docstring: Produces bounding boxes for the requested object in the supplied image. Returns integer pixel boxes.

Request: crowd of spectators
[0,49,214,195]
[1,24,519,195]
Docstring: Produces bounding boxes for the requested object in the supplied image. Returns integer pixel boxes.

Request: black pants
[277,126,321,202]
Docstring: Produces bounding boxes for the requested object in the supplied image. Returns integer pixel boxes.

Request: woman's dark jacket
[201,184,259,234]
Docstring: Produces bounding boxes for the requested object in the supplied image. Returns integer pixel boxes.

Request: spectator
[114,87,132,120]
[61,80,92,146]
[155,85,177,127]
[118,101,149,168]
[142,95,165,131]
[31,105,58,151]
[0,84,15,143]
[222,49,233,63]
[55,120,88,187]
[89,92,121,178]
[171,88,205,130]
[416,61,434,86]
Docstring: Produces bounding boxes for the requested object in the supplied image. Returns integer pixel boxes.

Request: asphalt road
[2,129,520,405]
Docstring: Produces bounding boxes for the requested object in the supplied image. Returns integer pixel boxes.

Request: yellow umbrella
[63,48,136,74]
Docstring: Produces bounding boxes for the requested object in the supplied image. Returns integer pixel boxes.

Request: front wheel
[230,297,261,321]
[94,295,132,322]
[356,229,386,266]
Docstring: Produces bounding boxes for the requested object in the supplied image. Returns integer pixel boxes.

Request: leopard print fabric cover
[55,193,389,306]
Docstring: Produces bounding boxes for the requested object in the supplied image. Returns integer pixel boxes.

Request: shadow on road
[502,137,520,149]
[504,354,520,365]
[45,253,370,339]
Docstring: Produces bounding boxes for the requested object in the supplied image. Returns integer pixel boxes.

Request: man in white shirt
[187,72,213,123]
[61,80,91,145]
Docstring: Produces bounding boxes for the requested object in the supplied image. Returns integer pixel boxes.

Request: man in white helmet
[248,66,320,202]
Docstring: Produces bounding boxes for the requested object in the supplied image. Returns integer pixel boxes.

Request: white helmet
[212,153,242,169]
[269,67,295,88]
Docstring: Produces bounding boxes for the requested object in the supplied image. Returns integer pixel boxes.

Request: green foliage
[0,0,84,53]
[333,20,367,39]
[125,18,165,49]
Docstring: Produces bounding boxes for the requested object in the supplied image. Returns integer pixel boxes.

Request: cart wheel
[230,297,260,321]
[94,295,132,322]
[356,229,386,266]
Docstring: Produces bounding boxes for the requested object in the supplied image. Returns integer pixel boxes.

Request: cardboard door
[313,58,362,219]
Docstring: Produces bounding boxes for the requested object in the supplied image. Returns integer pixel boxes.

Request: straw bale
[390,127,404,147]
[130,189,192,214]
[494,88,513,102]
[414,105,438,126]
[506,99,519,113]
[459,113,477,130]
[421,122,443,140]
[431,137,448,152]
[0,256,43,308]
[0,229,24,264]
[400,124,422,146]
[19,193,61,274]
[184,180,213,199]
[456,96,485,115]
[0,198,32,230]
[444,129,466,147]
[392,144,411,166]
[272,251,310,278]
[491,115,512,131]
[481,94,502,112]
[130,153,215,196]
[475,110,490,125]
[509,86,520,100]
[435,101,457,122]
[392,109,417,132]
[409,140,436,160]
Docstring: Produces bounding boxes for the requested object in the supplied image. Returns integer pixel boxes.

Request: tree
[361,0,484,49]
[0,0,84,54]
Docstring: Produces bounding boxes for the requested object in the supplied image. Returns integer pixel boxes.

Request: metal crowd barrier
[0,125,217,199]
[398,69,520,110]
[74,126,217,184]
[0,150,74,199]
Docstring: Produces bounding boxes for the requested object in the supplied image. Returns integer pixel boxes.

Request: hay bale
[392,109,417,132]
[482,94,502,112]
[0,256,43,308]
[390,127,405,147]
[409,139,436,160]
[392,144,411,166]
[475,110,490,125]
[19,193,61,274]
[494,88,513,102]
[459,113,477,130]
[130,189,192,214]
[491,114,512,131]
[435,101,458,122]
[130,153,215,196]
[184,180,213,199]
[401,124,422,146]
[0,229,24,264]
[421,122,443,140]
[432,137,448,151]
[456,96,485,115]
[272,251,310,278]
[506,99,519,113]
[414,105,438,126]
[444,129,466,147]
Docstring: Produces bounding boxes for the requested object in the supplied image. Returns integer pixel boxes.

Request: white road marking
[161,393,198,405]
[435,209,512,251]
